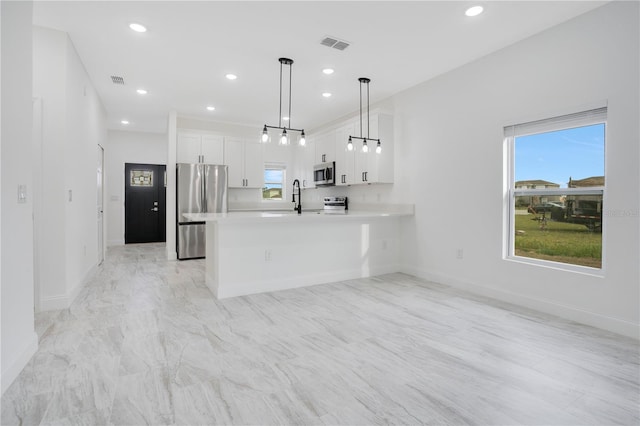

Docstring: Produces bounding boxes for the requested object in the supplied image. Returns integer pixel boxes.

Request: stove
[324,196,348,213]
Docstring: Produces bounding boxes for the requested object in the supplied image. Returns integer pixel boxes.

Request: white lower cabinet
[224,138,264,188]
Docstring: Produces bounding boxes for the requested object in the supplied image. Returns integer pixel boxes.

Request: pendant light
[262,58,306,146]
[348,77,381,154]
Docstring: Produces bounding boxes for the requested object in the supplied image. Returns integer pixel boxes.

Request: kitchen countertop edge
[183,210,413,224]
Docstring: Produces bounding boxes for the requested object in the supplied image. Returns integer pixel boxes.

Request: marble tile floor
[2,242,639,425]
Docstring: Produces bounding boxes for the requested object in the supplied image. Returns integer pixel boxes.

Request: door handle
[150,207,159,212]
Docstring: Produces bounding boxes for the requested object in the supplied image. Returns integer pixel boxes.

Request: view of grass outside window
[263,166,285,200]
[507,108,606,269]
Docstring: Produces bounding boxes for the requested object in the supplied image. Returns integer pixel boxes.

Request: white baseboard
[400,264,640,340]
[1,331,38,395]
[38,264,96,312]
[214,264,400,299]
[39,294,68,311]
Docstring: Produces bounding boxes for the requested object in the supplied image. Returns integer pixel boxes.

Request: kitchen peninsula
[184,207,413,298]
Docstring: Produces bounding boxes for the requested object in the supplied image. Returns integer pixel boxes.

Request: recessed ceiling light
[465,6,484,17]
[322,92,332,98]
[136,89,147,95]
[322,68,334,75]
[206,106,215,111]
[282,116,289,121]
[121,120,130,125]
[129,23,147,33]
[225,74,237,80]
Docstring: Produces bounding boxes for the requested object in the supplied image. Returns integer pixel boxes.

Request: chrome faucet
[292,179,302,214]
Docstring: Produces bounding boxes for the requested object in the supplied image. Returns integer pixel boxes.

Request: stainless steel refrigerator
[176,163,228,260]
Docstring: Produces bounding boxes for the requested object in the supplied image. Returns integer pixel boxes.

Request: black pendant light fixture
[262,58,306,146]
[348,77,381,154]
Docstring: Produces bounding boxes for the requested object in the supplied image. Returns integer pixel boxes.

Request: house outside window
[263,165,286,200]
[505,107,606,271]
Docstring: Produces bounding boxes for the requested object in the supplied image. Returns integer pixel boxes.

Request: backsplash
[228,183,401,212]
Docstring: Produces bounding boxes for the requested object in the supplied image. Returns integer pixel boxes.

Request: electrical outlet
[456,248,464,260]
[265,249,272,262]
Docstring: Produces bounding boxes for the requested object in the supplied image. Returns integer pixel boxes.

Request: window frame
[504,107,607,275]
[262,163,286,201]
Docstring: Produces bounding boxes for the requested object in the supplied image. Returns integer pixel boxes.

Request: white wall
[106,129,167,246]
[1,0,38,395]
[32,26,108,311]
[387,2,638,337]
[33,26,68,307]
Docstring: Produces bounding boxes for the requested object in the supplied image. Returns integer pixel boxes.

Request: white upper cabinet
[337,112,393,185]
[335,122,356,186]
[224,137,264,188]
[243,141,264,189]
[200,134,225,164]
[294,137,316,189]
[177,131,224,164]
[315,131,336,164]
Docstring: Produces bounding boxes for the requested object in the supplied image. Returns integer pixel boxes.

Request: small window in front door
[130,170,154,187]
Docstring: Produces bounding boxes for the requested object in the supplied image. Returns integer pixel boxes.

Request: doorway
[124,163,166,244]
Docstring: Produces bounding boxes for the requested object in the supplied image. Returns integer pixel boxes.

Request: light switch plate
[18,184,27,203]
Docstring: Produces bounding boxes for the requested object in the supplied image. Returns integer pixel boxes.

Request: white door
[97,145,104,264]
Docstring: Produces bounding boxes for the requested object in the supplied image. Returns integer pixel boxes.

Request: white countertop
[183,209,412,224]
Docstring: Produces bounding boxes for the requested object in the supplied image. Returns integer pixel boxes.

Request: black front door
[125,163,166,244]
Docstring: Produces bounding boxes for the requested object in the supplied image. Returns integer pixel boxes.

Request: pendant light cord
[288,62,292,129]
[359,81,363,138]
[367,80,370,139]
[278,61,283,128]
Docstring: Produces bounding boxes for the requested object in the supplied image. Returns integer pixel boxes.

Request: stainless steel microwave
[313,161,335,186]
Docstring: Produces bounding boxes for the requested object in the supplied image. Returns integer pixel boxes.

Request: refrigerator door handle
[201,165,207,213]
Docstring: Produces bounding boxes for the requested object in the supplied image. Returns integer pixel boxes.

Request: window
[505,107,606,270]
[263,165,286,200]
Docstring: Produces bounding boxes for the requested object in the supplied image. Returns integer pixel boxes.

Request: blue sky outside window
[515,124,604,187]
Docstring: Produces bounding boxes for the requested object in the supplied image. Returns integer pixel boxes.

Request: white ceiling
[33,1,608,134]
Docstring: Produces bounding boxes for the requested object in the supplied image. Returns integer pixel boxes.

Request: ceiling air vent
[320,36,350,51]
[110,75,125,85]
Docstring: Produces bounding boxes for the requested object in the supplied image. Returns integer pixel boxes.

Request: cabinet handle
[303,180,306,187]
[365,172,368,182]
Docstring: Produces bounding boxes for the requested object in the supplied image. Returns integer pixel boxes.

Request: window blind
[505,106,607,138]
